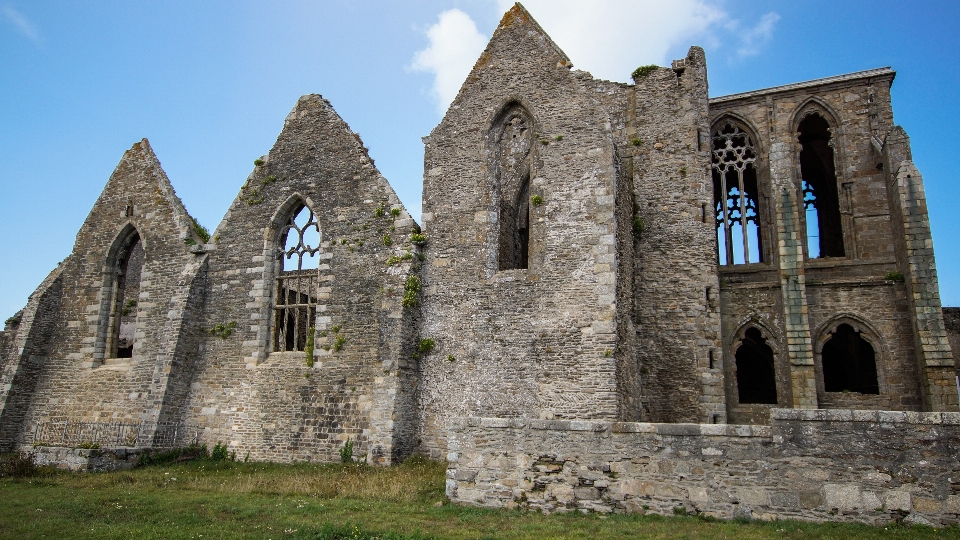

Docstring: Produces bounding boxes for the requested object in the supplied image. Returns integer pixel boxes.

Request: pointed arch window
[491,104,534,271]
[822,324,879,394]
[712,122,762,265]
[105,230,143,359]
[734,327,777,404]
[273,204,321,352]
[798,113,844,258]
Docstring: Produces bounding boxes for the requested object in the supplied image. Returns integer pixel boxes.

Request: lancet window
[712,122,762,265]
[491,104,534,271]
[798,113,844,258]
[106,230,143,359]
[273,204,321,352]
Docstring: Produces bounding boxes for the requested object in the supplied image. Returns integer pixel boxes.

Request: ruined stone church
[3,4,959,524]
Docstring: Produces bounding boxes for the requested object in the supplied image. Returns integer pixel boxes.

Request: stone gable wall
[1,140,206,449]
[418,5,623,458]
[176,95,420,464]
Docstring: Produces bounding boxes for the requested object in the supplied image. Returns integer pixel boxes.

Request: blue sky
[1,1,959,317]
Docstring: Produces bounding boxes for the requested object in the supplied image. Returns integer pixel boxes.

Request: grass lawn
[0,454,958,539]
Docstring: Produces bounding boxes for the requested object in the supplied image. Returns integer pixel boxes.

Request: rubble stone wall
[447,409,960,527]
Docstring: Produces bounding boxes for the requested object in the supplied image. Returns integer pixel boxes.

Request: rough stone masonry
[2,2,958,526]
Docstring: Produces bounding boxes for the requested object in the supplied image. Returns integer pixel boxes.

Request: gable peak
[492,3,571,66]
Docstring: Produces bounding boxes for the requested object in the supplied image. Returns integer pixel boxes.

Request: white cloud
[410,9,489,115]
[494,0,726,82]
[735,12,780,58]
[2,4,38,42]
[411,2,780,115]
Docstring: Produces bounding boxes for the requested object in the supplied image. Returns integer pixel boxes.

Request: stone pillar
[884,128,959,411]
[774,186,818,408]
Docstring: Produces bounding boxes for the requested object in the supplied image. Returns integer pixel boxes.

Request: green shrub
[390,208,401,217]
[402,275,421,308]
[0,452,37,478]
[305,326,315,367]
[410,233,427,245]
[206,321,237,340]
[884,270,905,282]
[382,234,393,246]
[333,334,346,352]
[632,64,659,80]
[531,195,544,207]
[632,215,645,241]
[339,438,354,463]
[190,217,211,243]
[253,158,264,166]
[417,338,435,355]
[210,442,230,461]
[631,137,643,146]
[386,252,414,266]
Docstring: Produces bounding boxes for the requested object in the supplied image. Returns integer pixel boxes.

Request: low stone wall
[31,446,143,472]
[446,409,960,527]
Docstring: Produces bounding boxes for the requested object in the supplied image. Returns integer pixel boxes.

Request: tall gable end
[483,3,571,70]
[437,3,573,126]
[78,138,198,249]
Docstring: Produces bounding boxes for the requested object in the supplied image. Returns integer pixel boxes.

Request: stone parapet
[447,410,960,527]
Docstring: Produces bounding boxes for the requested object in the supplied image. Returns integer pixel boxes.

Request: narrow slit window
[822,324,879,394]
[273,205,321,352]
[735,327,777,404]
[712,123,762,265]
[798,114,844,258]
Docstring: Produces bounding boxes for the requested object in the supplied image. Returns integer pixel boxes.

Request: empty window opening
[798,114,844,258]
[712,122,762,265]
[492,105,534,271]
[822,324,879,394]
[509,176,530,269]
[108,232,143,358]
[274,204,321,352]
[735,327,777,404]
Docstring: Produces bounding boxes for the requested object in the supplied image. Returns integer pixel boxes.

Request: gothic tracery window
[273,204,321,352]
[712,122,762,265]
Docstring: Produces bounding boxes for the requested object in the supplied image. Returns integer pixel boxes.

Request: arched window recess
[734,326,778,404]
[103,227,144,360]
[820,323,879,395]
[712,121,763,265]
[797,112,844,258]
[491,102,535,271]
[273,203,321,353]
